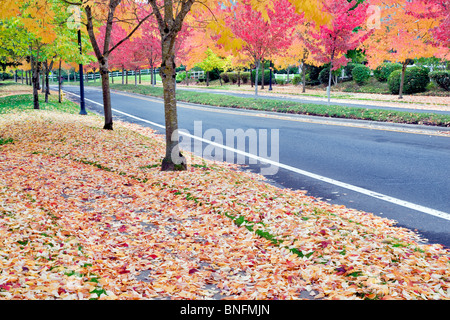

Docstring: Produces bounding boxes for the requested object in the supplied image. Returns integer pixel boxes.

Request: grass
[86,82,450,127]
[0,81,90,115]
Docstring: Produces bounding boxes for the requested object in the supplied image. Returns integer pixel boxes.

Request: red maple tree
[302,0,370,101]
[221,0,302,95]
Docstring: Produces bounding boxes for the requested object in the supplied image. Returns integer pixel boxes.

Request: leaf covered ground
[0,110,449,300]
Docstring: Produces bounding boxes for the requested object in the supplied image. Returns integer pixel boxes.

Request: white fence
[48,68,160,82]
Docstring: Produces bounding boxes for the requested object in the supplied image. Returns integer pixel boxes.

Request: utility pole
[78,29,87,115]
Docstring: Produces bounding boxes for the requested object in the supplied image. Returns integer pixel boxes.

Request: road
[60,85,450,248]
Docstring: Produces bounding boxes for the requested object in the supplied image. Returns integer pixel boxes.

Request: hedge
[429,70,450,91]
[352,65,371,85]
[374,62,403,82]
[388,66,430,94]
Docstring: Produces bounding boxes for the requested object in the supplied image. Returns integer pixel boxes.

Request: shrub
[374,62,403,82]
[344,63,363,79]
[429,70,450,91]
[318,68,331,85]
[388,66,430,94]
[352,65,371,85]
[228,72,238,84]
[251,69,272,85]
[240,72,250,84]
[220,72,229,83]
[318,67,339,85]
[176,71,186,83]
[291,75,302,85]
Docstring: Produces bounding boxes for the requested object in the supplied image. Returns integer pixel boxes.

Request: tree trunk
[100,60,113,130]
[122,66,124,84]
[25,69,28,85]
[111,71,114,84]
[327,53,335,105]
[45,60,54,103]
[150,66,154,87]
[160,36,186,171]
[302,63,306,93]
[41,65,45,93]
[30,53,40,110]
[261,61,265,90]
[58,60,62,103]
[398,62,407,99]
[126,70,128,85]
[186,69,189,86]
[139,69,141,84]
[254,59,260,96]
[238,71,241,87]
[135,69,137,86]
[206,71,210,86]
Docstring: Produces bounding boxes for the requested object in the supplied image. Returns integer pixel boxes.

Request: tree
[147,0,196,171]
[195,48,227,86]
[273,21,321,92]
[406,0,450,47]
[129,15,161,87]
[217,0,302,96]
[80,0,152,129]
[301,0,370,103]
[364,0,450,99]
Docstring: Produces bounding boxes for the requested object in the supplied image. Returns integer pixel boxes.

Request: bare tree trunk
[30,50,40,110]
[186,69,189,86]
[206,71,209,86]
[254,59,260,96]
[261,61,265,90]
[139,69,141,84]
[58,60,62,103]
[41,65,45,93]
[160,37,186,171]
[302,63,306,93]
[238,71,241,87]
[122,66,124,84]
[150,65,154,87]
[398,62,407,99]
[160,45,186,170]
[100,60,113,130]
[327,52,335,105]
[45,60,54,103]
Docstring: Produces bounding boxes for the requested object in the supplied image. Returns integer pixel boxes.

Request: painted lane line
[63,90,450,221]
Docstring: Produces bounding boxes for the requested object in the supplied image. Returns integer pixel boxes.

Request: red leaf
[189,268,199,274]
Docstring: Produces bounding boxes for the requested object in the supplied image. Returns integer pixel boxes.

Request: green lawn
[87,83,450,127]
[0,81,91,114]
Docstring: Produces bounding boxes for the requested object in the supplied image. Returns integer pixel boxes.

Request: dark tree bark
[149,0,195,171]
[84,1,151,130]
[398,61,408,99]
[58,59,62,103]
[30,48,40,110]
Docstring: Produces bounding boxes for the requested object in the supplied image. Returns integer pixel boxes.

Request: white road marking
[64,90,450,221]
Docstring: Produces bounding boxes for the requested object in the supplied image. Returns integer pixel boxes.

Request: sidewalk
[1,110,449,300]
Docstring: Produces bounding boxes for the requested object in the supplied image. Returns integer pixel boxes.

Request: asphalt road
[60,85,450,248]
